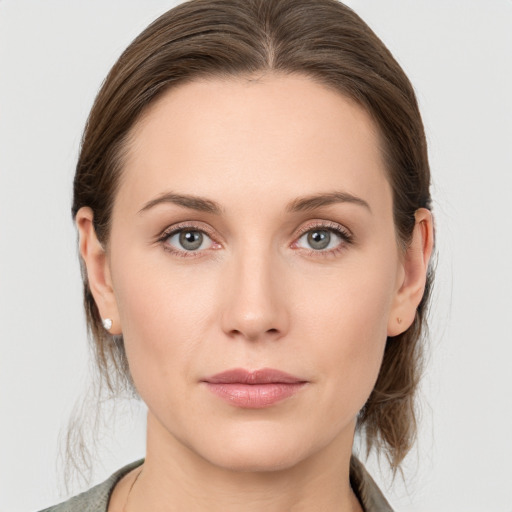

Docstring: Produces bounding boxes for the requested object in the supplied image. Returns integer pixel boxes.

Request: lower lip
[204,382,306,408]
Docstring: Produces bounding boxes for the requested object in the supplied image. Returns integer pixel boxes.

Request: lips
[202,368,307,408]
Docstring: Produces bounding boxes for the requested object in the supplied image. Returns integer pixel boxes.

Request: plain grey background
[1,1,511,511]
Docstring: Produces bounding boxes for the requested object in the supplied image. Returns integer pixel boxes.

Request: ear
[76,207,122,335]
[387,208,434,337]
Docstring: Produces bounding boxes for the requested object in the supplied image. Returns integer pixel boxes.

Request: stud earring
[397,317,402,324]
[102,318,113,330]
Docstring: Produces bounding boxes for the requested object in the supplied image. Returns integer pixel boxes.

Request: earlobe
[75,207,122,335]
[387,208,434,337]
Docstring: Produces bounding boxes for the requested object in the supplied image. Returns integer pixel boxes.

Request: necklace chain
[122,466,143,512]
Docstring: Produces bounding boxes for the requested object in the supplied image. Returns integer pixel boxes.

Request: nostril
[228,327,280,341]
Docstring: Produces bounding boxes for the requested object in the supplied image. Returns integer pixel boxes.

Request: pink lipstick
[202,368,307,408]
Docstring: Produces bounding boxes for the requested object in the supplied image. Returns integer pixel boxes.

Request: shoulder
[37,460,144,512]
[350,456,394,512]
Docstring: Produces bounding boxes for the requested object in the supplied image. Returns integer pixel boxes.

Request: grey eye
[166,229,212,251]
[307,230,331,250]
[179,230,204,250]
[296,228,344,251]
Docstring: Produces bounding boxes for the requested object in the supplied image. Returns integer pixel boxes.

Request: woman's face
[103,74,407,471]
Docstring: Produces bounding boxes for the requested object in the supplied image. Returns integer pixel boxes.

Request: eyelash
[293,221,353,258]
[156,220,353,259]
[156,222,219,258]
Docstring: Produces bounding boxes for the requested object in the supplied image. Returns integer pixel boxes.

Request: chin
[205,444,306,473]
[189,425,321,474]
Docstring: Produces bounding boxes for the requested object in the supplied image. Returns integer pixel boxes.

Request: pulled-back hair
[72,0,433,473]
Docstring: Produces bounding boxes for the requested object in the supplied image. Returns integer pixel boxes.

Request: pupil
[308,230,330,250]
[180,231,203,250]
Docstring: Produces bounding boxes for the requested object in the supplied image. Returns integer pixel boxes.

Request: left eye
[296,229,344,251]
[165,229,213,251]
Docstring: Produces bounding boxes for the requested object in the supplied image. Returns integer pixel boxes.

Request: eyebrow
[286,191,372,214]
[138,192,223,215]
[138,190,371,215]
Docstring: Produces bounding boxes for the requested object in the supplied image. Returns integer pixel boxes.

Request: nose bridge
[221,239,288,341]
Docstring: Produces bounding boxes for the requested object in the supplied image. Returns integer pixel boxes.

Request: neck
[126,412,362,512]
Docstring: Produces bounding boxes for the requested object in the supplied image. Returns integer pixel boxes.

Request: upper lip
[204,368,306,384]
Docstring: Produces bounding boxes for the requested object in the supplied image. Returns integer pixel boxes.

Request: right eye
[164,228,214,252]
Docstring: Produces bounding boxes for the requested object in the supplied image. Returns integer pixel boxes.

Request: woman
[40,0,434,510]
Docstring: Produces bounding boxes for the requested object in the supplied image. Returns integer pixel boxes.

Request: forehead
[118,73,390,215]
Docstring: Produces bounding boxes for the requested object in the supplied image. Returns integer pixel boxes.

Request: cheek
[292,252,398,416]
[109,251,219,399]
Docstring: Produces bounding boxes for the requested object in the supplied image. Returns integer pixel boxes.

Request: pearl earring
[102,318,113,330]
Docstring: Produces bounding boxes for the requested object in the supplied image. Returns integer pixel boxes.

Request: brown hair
[72,0,433,472]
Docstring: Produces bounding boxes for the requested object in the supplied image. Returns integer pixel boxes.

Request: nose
[220,246,289,342]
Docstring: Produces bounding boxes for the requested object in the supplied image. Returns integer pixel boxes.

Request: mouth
[202,368,308,409]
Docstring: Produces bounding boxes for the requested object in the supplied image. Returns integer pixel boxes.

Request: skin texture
[77,73,433,512]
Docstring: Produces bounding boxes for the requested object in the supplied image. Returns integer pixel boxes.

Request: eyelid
[294,220,353,239]
[157,221,217,240]
[291,219,354,255]
[156,221,222,256]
